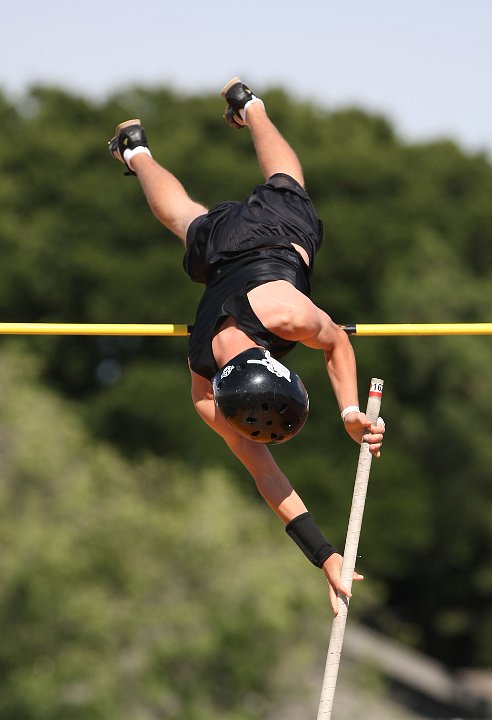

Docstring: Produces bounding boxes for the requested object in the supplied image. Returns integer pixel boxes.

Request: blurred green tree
[2,346,377,719]
[0,84,491,668]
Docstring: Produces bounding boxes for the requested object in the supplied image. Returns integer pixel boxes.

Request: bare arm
[225,428,364,615]
[322,328,384,453]
[191,368,306,521]
[247,283,385,456]
[191,369,362,614]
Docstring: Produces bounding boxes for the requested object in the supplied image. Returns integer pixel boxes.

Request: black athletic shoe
[108,119,149,175]
[221,76,261,128]
[223,104,245,129]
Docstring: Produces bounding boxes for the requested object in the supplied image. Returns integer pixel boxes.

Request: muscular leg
[126,96,303,242]
[130,153,208,244]
[245,102,305,187]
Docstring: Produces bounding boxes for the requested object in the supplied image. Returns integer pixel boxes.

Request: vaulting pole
[316,379,384,719]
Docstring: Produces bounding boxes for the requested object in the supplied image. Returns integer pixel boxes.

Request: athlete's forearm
[225,434,307,522]
[324,331,359,413]
[254,474,308,523]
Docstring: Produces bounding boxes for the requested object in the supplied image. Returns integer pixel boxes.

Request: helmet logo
[220,365,234,379]
[247,351,291,382]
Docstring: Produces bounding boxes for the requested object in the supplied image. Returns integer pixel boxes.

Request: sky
[2,0,491,156]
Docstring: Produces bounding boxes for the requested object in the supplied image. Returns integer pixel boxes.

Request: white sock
[123,146,152,170]
[241,96,265,123]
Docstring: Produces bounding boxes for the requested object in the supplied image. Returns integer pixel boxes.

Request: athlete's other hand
[343,412,385,458]
[322,552,364,616]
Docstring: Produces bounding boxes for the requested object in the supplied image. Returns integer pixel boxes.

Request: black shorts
[184,174,323,380]
[188,247,312,379]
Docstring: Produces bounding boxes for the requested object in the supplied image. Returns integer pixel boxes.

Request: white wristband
[341,405,360,421]
[123,146,152,170]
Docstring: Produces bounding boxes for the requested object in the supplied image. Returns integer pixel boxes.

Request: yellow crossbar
[0,322,491,337]
[0,323,191,336]
[341,323,492,336]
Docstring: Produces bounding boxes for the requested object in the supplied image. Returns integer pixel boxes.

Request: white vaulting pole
[316,378,384,720]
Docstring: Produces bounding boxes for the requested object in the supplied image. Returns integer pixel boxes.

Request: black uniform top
[183,173,324,380]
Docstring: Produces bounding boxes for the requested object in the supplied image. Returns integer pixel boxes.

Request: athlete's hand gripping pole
[316,378,384,720]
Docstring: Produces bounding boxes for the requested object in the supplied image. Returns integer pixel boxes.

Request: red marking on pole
[369,380,383,397]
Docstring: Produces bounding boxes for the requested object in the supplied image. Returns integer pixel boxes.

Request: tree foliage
[0,83,491,680]
[1,347,361,719]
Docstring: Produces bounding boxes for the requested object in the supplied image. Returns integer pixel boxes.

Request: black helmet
[212,347,309,444]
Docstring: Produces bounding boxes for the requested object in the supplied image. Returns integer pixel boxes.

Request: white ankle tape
[123,146,152,170]
[242,96,265,122]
